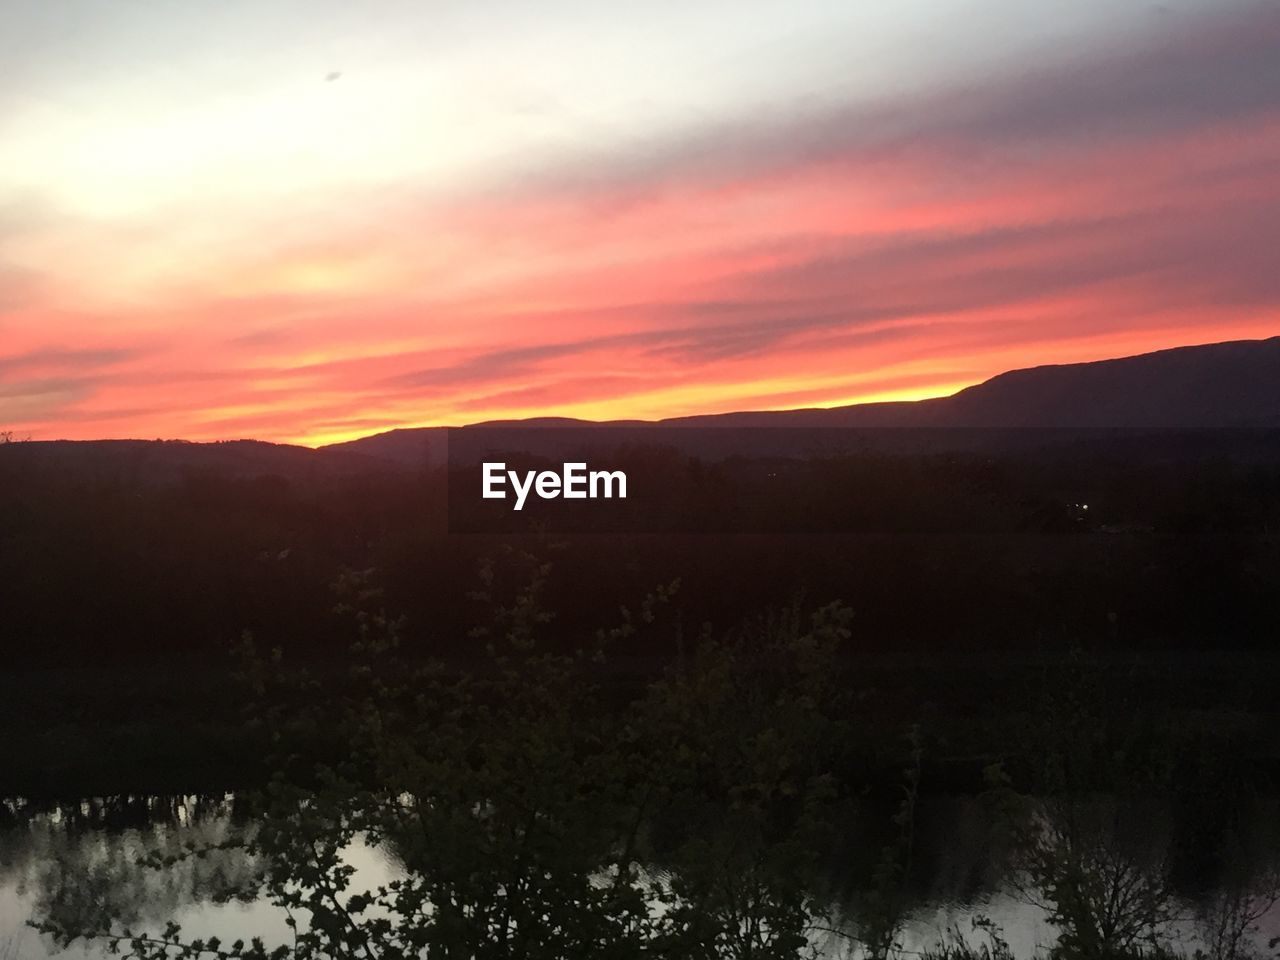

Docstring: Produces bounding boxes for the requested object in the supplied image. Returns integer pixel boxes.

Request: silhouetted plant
[851,726,923,960]
[1193,822,1280,960]
[997,650,1181,960]
[919,916,1017,960]
[33,551,857,959]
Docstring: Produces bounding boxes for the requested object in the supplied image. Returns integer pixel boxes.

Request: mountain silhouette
[323,335,1280,464]
[4,336,1277,477]
[0,438,382,483]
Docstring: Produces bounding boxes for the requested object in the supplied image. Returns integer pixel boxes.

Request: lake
[4,794,1279,959]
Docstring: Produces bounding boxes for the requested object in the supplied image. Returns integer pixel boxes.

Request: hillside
[323,335,1280,464]
[6,336,1277,471]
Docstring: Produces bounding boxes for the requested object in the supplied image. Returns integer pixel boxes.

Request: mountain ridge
[321,335,1280,464]
[5,336,1278,474]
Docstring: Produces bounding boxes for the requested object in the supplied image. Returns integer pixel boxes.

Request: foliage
[919,917,1017,960]
[23,552,1280,960]
[849,726,922,960]
[34,549,858,959]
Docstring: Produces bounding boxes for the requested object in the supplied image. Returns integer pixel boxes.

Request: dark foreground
[3,433,1280,958]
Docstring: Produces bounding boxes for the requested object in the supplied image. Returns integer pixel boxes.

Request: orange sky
[2,0,1278,446]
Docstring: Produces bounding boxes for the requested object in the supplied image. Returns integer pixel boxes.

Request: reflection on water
[0,796,266,960]
[3,795,1278,959]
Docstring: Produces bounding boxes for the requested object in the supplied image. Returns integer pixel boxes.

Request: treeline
[1,438,1279,669]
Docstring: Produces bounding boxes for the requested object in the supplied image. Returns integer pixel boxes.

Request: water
[3,794,1279,960]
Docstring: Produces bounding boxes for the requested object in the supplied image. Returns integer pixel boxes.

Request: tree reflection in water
[16,561,1280,960]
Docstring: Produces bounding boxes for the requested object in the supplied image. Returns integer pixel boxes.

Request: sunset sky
[2,0,1278,445]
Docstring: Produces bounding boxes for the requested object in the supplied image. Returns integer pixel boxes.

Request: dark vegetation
[2,430,1280,796]
[4,434,1279,664]
[18,551,1280,960]
[3,416,1280,957]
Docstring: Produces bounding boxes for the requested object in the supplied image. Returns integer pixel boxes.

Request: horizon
[4,0,1280,444]
[6,4,1280,948]
[3,332,1273,448]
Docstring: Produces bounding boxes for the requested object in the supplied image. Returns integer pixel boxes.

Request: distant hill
[924,336,1280,429]
[0,438,380,483]
[323,336,1280,465]
[5,337,1277,473]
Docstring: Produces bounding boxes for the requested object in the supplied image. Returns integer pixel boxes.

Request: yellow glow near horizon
[4,0,1278,444]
